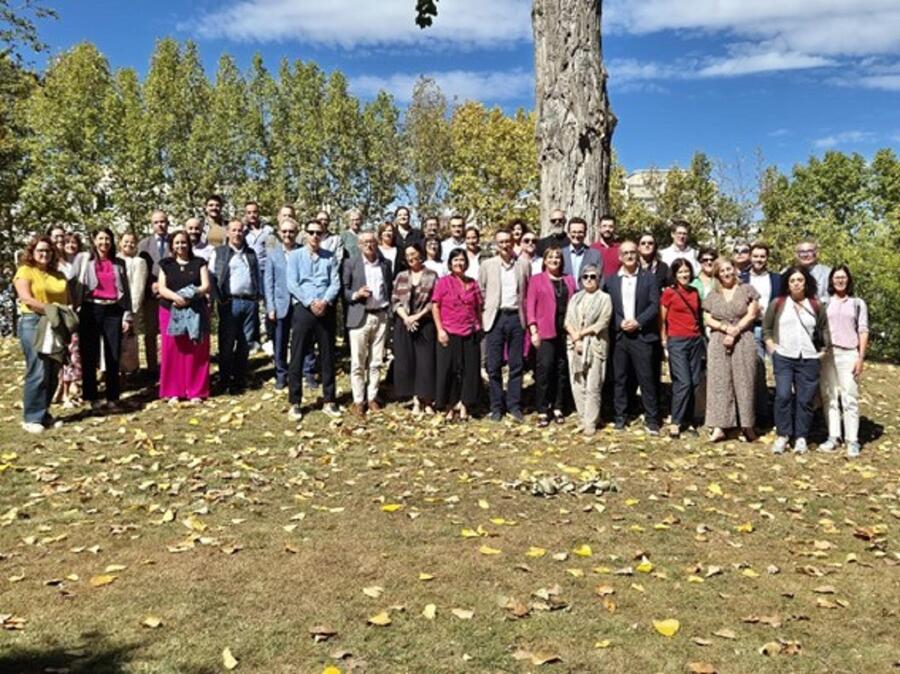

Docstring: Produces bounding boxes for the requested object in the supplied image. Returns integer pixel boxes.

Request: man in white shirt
[441,214,466,263]
[342,232,393,416]
[184,218,212,262]
[659,220,699,273]
[741,241,781,424]
[795,240,831,301]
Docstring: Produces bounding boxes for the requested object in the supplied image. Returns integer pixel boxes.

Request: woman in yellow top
[13,235,69,433]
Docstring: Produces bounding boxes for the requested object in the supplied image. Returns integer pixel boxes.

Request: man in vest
[209,219,261,394]
[137,209,170,374]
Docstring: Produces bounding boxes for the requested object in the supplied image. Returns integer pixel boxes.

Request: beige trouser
[568,351,606,432]
[349,310,389,404]
[820,347,860,443]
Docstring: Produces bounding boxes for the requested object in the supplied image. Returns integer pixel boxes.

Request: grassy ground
[0,338,898,674]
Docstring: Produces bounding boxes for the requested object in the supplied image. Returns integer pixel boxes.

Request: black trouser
[534,336,568,415]
[667,336,705,427]
[485,311,525,414]
[612,333,659,427]
[393,317,436,402]
[80,301,124,402]
[435,332,480,409]
[288,304,336,406]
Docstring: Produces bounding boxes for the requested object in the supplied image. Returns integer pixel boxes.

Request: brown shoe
[368,400,383,412]
[350,403,366,417]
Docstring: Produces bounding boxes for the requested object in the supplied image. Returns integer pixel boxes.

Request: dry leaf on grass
[141,615,162,629]
[89,574,117,587]
[367,611,391,626]
[422,604,436,620]
[309,625,337,642]
[512,650,562,666]
[688,663,717,674]
[451,608,474,620]
[222,647,239,670]
[654,619,680,637]
[362,585,383,598]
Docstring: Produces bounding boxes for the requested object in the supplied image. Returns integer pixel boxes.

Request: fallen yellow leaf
[381,503,403,513]
[572,544,593,557]
[222,647,238,670]
[653,619,680,637]
[526,546,547,558]
[478,545,502,555]
[89,574,117,588]
[422,604,436,620]
[367,611,391,626]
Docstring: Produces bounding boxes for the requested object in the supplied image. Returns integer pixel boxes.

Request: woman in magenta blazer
[526,246,577,426]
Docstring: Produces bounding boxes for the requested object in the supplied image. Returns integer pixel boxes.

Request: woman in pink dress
[157,231,211,403]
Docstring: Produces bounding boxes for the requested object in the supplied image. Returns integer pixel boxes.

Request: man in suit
[741,241,783,425]
[264,217,299,390]
[479,228,530,422]
[603,240,661,434]
[562,217,602,287]
[209,220,261,394]
[137,209,170,374]
[342,231,393,416]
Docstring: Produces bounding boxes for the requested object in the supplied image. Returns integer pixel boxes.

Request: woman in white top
[377,221,398,276]
[423,236,447,278]
[117,232,149,374]
[763,265,832,455]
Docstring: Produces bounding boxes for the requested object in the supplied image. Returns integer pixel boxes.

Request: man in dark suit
[562,217,603,287]
[536,208,569,255]
[137,210,170,374]
[343,231,393,416]
[741,241,783,425]
[603,240,661,434]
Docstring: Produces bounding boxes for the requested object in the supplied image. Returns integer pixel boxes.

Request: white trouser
[568,351,606,433]
[820,347,860,443]
[349,311,389,404]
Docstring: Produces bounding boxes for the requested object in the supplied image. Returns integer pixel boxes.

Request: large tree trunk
[533,0,615,238]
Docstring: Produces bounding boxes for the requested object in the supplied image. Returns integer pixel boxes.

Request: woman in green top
[13,235,69,433]
[691,246,718,301]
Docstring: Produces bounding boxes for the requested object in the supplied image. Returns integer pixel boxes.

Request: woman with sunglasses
[564,264,611,435]
[432,248,483,421]
[527,246,576,426]
[660,258,705,437]
[423,236,447,278]
[14,236,70,432]
[703,256,760,442]
[637,233,670,291]
[70,227,133,411]
[691,246,718,301]
[517,233,543,275]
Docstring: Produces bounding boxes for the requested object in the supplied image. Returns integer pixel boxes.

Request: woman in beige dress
[702,257,760,442]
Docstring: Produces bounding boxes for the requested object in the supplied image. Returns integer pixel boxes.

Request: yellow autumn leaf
[707,483,723,496]
[322,667,342,674]
[594,640,613,649]
[141,615,163,628]
[188,417,200,426]
[104,564,127,573]
[478,545,502,555]
[572,544,593,557]
[89,574,117,587]
[478,499,490,509]
[422,603,436,620]
[625,498,640,506]
[222,647,238,670]
[742,568,760,578]
[367,611,392,626]
[526,546,547,558]
[687,575,704,584]
[736,522,754,533]
[460,528,480,538]
[636,558,654,573]
[653,619,681,637]
[381,504,403,513]
[417,572,434,581]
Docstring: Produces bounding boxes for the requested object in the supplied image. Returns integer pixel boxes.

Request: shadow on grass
[0,631,215,674]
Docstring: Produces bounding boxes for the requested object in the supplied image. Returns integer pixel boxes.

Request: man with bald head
[185,217,212,261]
[536,208,570,255]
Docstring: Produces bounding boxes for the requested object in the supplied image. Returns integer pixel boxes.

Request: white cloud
[697,51,832,77]
[352,70,533,104]
[857,74,900,91]
[186,0,531,48]
[813,130,877,149]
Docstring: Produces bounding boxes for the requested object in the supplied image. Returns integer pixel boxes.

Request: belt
[85,298,117,306]
[365,306,388,314]
[499,308,519,315]
[230,294,257,301]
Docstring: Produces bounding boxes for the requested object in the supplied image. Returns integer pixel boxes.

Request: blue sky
[36,0,900,174]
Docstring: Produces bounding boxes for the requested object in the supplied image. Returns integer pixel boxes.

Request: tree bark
[533,0,615,238]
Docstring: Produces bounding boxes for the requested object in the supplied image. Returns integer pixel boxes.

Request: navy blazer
[603,270,660,342]
[740,269,782,322]
[562,244,603,287]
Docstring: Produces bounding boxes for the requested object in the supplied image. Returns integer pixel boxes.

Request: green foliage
[758,150,900,360]
[402,76,451,217]
[448,102,538,234]
[0,0,55,64]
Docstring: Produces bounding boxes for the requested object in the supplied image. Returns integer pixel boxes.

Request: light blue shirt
[227,247,254,297]
[287,246,340,307]
[570,245,586,281]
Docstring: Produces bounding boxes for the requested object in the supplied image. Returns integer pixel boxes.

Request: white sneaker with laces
[772,436,788,454]
[847,441,861,458]
[322,403,342,418]
[22,422,45,434]
[793,437,808,454]
[817,437,839,453]
[288,405,303,421]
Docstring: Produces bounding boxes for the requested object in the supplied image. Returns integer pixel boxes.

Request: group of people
[12,202,869,457]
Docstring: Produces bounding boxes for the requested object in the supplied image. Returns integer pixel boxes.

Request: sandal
[553,410,565,424]
[537,414,550,428]
[668,424,681,438]
[708,428,726,443]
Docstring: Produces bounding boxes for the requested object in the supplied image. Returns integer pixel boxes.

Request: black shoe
[509,409,525,423]
[614,419,626,431]
[645,425,660,437]
[490,411,503,422]
[304,376,319,389]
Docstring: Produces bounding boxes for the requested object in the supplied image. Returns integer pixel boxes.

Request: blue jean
[667,336,704,426]
[772,352,820,439]
[218,299,256,389]
[485,312,525,414]
[273,306,293,387]
[18,313,59,424]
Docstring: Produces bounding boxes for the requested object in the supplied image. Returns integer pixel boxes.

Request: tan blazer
[479,255,531,331]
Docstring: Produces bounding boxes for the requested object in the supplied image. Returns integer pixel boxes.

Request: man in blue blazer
[264,218,300,390]
[602,240,661,434]
[562,217,603,287]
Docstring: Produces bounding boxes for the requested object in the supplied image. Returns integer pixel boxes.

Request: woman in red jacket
[526,246,576,427]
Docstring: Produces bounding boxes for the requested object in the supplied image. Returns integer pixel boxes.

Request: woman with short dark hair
[764,265,831,454]
[378,221,398,275]
[818,265,867,457]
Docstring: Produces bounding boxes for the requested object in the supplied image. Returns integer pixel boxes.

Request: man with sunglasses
[537,208,570,256]
[733,242,752,275]
[285,219,342,421]
[479,228,531,422]
[264,217,300,390]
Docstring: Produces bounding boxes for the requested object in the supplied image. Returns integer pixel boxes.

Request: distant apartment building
[622,169,670,213]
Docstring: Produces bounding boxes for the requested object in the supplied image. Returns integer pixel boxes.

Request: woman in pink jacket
[526,246,576,426]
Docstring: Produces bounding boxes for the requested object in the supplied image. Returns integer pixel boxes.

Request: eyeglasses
[639,241,655,246]
[306,230,323,237]
[581,273,599,280]
[700,257,715,263]
[621,251,637,257]
[797,249,815,255]
[550,218,565,224]
[734,247,750,254]
[521,237,535,244]
[280,229,297,235]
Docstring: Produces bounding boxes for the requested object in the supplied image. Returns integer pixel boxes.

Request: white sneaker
[288,405,303,421]
[817,437,839,453]
[772,436,788,454]
[322,403,342,418]
[262,341,274,357]
[22,422,45,434]
[847,441,861,458]
[793,437,808,454]
[168,397,180,406]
